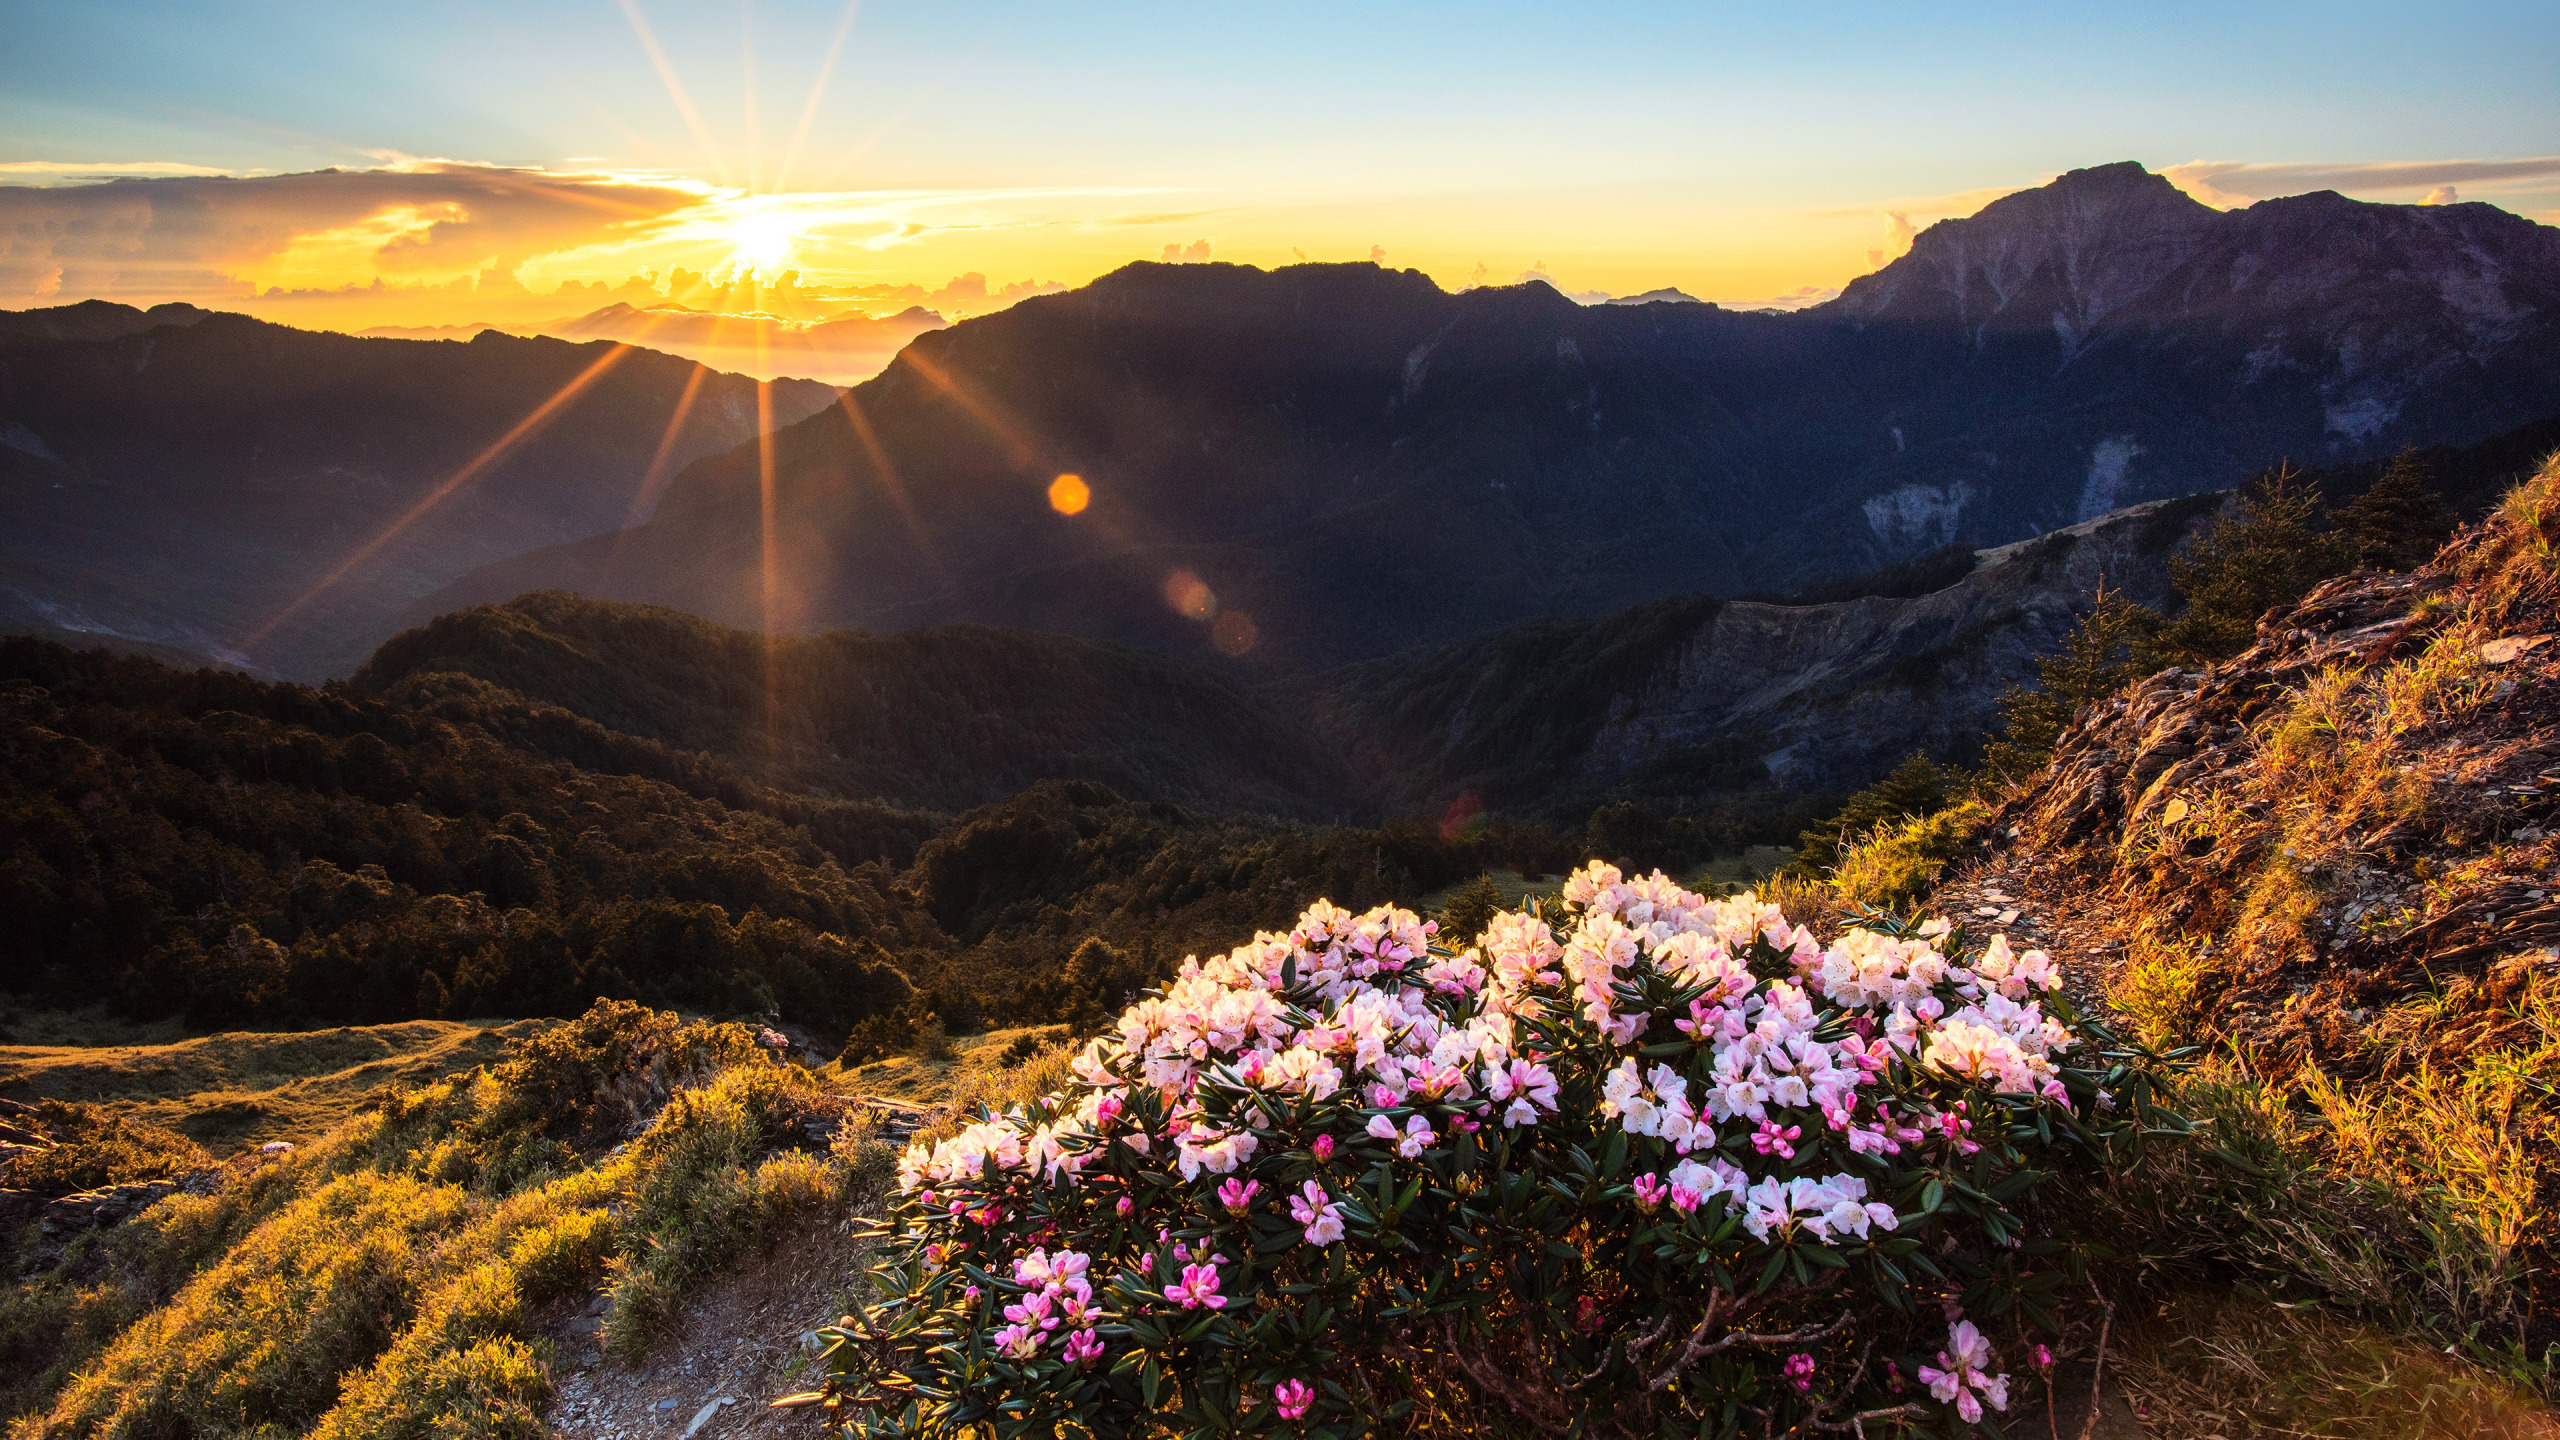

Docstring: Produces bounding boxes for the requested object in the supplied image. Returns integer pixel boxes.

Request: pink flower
[1273,1377,1316,1421]
[1364,1112,1437,1157]
[1095,1094,1123,1124]
[1750,1120,1803,1159]
[1138,1253,1154,1274]
[1784,1352,1815,1392]
[1289,1179,1345,1246]
[1166,1262,1227,1310]
[1117,1196,1134,1217]
[1062,1329,1106,1367]
[1217,1176,1262,1215]
[1668,1183,1702,1214]
[1630,1173,1668,1211]
[963,1285,982,1303]
[1311,1133,1336,1162]
[2032,1343,2054,1375]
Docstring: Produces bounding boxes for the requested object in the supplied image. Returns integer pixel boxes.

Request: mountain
[412,163,2560,674]
[1301,490,2222,815]
[0,303,838,677]
[351,590,1359,818]
[360,301,949,385]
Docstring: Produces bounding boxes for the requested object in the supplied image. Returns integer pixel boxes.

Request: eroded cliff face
[1582,495,2218,791]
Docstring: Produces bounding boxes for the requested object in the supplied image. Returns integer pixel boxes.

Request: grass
[2114,1290,2560,1438]
[0,1018,540,1153]
[1827,800,1990,909]
[1,1001,876,1437]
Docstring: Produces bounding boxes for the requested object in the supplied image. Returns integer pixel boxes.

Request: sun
[720,209,804,280]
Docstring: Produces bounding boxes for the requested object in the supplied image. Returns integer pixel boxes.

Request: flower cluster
[835,862,2162,1439]
[1919,1320,2012,1423]
[1507,864,2077,1227]
[988,1248,1110,1362]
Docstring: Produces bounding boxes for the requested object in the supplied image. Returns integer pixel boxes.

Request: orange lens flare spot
[1210,610,1259,656]
[1163,569,1215,620]
[1048,473,1091,515]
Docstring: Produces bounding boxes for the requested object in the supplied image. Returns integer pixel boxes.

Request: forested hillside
[0,639,1555,1043]
[353,590,1356,817]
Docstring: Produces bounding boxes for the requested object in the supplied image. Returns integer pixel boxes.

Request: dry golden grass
[2116,1291,2560,1439]
[0,1019,540,1153]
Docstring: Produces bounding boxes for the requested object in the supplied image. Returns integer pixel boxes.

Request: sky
[3,0,2556,344]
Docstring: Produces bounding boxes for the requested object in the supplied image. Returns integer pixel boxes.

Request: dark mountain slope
[415,163,2559,673]
[0,304,837,678]
[1301,490,2223,816]
[352,591,1359,818]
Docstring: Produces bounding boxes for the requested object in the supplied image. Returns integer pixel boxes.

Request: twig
[1806,1403,1926,1437]
[2077,1284,2116,1440]
[1646,1308,1855,1392]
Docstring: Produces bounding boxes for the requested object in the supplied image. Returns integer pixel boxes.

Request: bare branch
[1807,1402,1927,1436]
[1647,1308,1856,1392]
[2077,1283,2117,1440]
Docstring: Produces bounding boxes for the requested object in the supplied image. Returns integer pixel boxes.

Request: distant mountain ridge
[414,163,2560,674]
[0,302,837,677]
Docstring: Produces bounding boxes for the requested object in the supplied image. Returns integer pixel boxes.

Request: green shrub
[826,873,2185,1437]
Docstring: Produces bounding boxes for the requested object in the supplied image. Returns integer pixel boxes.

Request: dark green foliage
[1791,752,1947,874]
[1297,594,1724,812]
[0,639,914,1037]
[1980,587,2167,783]
[356,593,1355,819]
[1433,875,1507,950]
[2334,452,2459,571]
[2158,469,2355,662]
[1581,799,1716,874]
[0,638,1592,1048]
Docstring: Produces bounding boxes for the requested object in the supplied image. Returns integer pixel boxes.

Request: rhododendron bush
[815,865,2185,1438]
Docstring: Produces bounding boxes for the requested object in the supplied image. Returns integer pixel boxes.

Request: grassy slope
[0,1020,541,1152]
[1,1002,887,1437]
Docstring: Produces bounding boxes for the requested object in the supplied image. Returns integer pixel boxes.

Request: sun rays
[240,341,638,656]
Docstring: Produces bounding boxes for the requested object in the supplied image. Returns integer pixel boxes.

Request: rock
[2480,634,2551,665]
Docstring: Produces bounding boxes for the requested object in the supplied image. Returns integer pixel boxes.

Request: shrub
[1433,875,1507,950]
[818,865,2183,1437]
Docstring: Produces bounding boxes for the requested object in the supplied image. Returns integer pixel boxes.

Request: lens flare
[1163,569,1215,619]
[1048,473,1090,514]
[1210,610,1258,656]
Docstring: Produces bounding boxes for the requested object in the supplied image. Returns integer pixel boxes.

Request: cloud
[1369,244,1385,264]
[1711,284,1841,312]
[1159,239,1211,263]
[2423,185,2459,206]
[0,162,707,303]
[1517,261,1611,304]
[0,160,241,185]
[2162,157,2560,209]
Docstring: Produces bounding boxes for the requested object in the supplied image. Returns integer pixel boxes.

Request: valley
[5,147,2560,1439]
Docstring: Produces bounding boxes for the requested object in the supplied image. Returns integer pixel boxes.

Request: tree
[1434,874,1507,948]
[1979,586,2164,784]
[2156,467,2354,662]
[2333,451,2457,572]
[1791,752,1946,875]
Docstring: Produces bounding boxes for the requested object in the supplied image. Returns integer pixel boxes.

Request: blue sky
[2,0,2554,321]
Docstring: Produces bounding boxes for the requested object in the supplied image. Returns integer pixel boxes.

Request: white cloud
[2163,157,2560,209]
[1159,238,1211,262]
[0,160,239,185]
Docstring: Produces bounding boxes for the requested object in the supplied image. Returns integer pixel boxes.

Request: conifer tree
[2157,467,2353,662]
[1979,586,2163,784]
[1792,752,1946,874]
[2333,451,2457,571]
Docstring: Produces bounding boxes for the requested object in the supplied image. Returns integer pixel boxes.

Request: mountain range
[0,303,836,677]
[412,162,2560,674]
[360,300,949,385]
